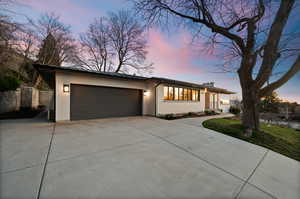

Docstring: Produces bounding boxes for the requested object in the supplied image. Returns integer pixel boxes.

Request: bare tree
[28,13,77,66]
[76,17,111,72]
[108,10,152,74]
[77,10,152,74]
[0,0,38,83]
[0,0,19,70]
[0,15,17,68]
[31,13,77,86]
[133,0,300,135]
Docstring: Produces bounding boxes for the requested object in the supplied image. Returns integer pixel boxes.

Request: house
[34,64,235,121]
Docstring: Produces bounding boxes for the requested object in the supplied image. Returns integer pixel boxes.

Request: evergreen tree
[260,92,281,113]
[37,33,61,65]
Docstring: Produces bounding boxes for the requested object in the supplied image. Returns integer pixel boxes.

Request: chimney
[202,82,215,88]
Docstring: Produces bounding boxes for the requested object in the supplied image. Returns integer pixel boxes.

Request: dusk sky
[12,0,300,103]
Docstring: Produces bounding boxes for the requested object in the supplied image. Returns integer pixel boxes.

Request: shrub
[188,112,193,116]
[229,106,241,115]
[205,110,216,115]
[0,76,21,92]
[205,110,212,115]
[0,107,43,119]
[165,113,175,120]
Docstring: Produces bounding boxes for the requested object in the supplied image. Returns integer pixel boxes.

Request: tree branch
[255,0,295,88]
[259,55,300,97]
[155,0,246,52]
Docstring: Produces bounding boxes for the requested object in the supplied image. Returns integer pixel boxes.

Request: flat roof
[33,64,235,94]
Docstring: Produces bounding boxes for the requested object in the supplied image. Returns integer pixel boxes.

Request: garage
[70,84,142,120]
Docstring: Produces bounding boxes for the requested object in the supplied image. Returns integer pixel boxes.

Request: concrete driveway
[1,115,299,199]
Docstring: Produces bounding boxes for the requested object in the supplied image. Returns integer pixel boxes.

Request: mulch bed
[0,107,44,120]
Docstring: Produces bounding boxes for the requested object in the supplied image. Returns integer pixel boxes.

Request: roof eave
[33,64,148,81]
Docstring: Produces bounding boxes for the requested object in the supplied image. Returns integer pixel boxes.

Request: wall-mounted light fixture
[144,90,150,96]
[63,84,70,93]
[204,88,208,93]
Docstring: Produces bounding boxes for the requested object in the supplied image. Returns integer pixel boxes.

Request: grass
[203,118,300,161]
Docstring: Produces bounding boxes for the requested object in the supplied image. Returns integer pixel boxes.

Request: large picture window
[192,90,196,101]
[174,87,179,100]
[179,88,183,100]
[163,86,200,101]
[164,86,169,100]
[183,88,188,100]
[188,89,192,100]
[168,87,174,100]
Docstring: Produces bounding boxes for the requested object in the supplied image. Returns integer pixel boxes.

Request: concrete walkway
[1,115,299,199]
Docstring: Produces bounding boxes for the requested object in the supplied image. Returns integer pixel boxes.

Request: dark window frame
[163,86,201,101]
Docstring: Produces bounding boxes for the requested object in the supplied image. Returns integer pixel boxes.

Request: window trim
[163,86,201,102]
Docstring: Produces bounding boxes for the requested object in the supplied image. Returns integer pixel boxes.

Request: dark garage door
[70,84,142,120]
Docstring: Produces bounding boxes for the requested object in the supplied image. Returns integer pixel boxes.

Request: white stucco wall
[55,71,154,121]
[55,71,231,120]
[156,84,205,115]
[143,80,156,116]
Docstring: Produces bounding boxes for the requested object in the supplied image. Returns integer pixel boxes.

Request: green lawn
[202,118,300,161]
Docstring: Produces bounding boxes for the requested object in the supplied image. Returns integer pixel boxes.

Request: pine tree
[37,33,60,65]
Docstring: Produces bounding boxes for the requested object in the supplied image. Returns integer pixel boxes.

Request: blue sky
[12,0,300,102]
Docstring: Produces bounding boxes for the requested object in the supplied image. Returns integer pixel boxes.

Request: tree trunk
[115,61,122,73]
[241,87,260,137]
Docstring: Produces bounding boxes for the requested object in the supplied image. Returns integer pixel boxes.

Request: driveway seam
[233,150,274,199]
[140,129,277,199]
[46,137,154,165]
[247,182,278,199]
[36,123,56,199]
[141,131,245,180]
[0,163,43,175]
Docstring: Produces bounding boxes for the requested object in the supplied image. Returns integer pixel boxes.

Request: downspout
[53,71,56,122]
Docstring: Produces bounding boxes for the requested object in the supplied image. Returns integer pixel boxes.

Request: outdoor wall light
[144,90,150,96]
[63,84,70,93]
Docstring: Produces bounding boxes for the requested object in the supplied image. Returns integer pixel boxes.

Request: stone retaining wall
[39,90,54,108]
[21,87,39,108]
[0,88,53,114]
[0,89,21,114]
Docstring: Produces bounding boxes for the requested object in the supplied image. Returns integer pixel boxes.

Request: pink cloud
[147,29,203,76]
[16,0,98,31]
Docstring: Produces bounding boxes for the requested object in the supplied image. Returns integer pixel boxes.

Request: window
[164,86,169,100]
[210,94,218,109]
[174,87,179,100]
[188,89,192,101]
[168,87,174,100]
[163,86,200,101]
[192,90,196,101]
[196,90,199,101]
[183,89,188,100]
[221,99,229,105]
[179,88,183,100]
